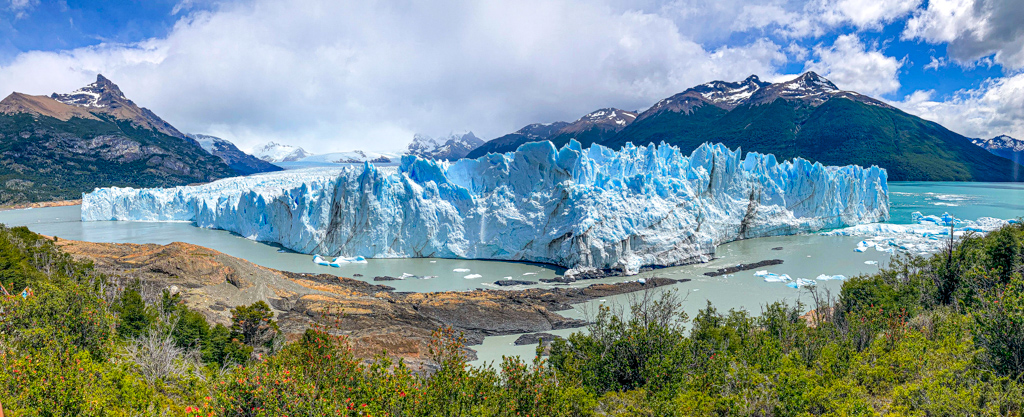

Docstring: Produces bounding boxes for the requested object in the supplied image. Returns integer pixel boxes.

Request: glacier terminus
[81,140,890,277]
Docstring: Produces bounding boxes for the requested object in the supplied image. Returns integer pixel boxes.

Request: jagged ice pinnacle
[81,140,890,276]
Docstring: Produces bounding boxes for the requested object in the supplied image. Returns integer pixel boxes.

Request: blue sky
[1,0,1022,151]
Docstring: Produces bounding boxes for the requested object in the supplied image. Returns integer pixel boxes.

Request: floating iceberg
[824,211,1015,256]
[82,141,889,276]
[464,274,483,279]
[787,278,817,289]
[756,270,792,282]
[312,254,366,267]
[815,274,847,281]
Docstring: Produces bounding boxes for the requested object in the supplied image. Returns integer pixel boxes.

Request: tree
[114,280,155,340]
[230,301,280,351]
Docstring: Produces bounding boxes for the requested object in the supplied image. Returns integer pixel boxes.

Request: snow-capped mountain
[0,75,234,203]
[641,75,771,119]
[466,109,638,159]
[600,71,1019,181]
[639,72,889,122]
[516,122,571,140]
[407,131,485,160]
[49,74,186,138]
[973,135,1024,164]
[253,142,314,163]
[300,150,402,164]
[51,75,123,108]
[188,134,282,175]
[82,140,889,276]
[745,71,891,108]
[563,108,637,130]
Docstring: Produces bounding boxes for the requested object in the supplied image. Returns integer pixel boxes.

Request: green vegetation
[1,221,1023,415]
[0,113,234,204]
[607,98,1022,181]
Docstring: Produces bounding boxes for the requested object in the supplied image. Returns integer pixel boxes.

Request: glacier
[81,140,890,276]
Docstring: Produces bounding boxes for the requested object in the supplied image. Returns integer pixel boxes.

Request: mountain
[973,135,1024,166]
[466,108,637,160]
[466,122,570,158]
[546,108,638,149]
[252,142,313,163]
[50,74,185,139]
[0,75,234,204]
[187,134,283,175]
[600,71,1021,181]
[407,131,485,160]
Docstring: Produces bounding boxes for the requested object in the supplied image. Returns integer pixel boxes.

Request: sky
[0,0,1022,153]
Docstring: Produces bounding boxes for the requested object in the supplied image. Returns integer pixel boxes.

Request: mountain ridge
[973,135,1024,166]
[0,75,235,203]
[471,71,1022,181]
[187,134,283,175]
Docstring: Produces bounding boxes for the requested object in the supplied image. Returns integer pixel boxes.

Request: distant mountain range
[466,109,638,159]
[408,131,484,160]
[252,142,314,163]
[261,131,484,167]
[470,72,1023,182]
[973,135,1024,166]
[188,134,282,175]
[0,75,240,204]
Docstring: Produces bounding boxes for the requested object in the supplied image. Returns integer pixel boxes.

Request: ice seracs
[82,140,889,276]
[824,211,1016,255]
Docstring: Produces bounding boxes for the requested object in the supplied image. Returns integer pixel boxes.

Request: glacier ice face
[82,141,890,275]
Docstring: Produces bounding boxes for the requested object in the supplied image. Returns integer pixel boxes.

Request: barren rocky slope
[55,238,682,363]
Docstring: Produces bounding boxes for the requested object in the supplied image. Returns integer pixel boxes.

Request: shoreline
[0,199,81,211]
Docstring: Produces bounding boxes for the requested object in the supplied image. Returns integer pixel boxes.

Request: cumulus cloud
[894,73,1024,139]
[812,0,922,30]
[710,0,922,38]
[0,0,791,151]
[903,0,1024,69]
[804,34,903,96]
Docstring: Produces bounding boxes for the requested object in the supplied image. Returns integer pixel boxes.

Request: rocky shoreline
[0,199,81,210]
[55,238,685,366]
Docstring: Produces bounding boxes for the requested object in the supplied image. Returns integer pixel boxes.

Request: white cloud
[0,0,790,152]
[710,0,922,38]
[8,0,38,19]
[813,0,923,30]
[803,34,903,96]
[903,0,1024,69]
[893,73,1024,139]
[923,56,949,70]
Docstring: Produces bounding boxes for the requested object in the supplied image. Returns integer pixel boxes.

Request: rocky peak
[746,71,843,106]
[253,141,313,163]
[408,134,443,154]
[46,74,185,138]
[687,75,771,110]
[408,131,485,160]
[973,135,1024,152]
[578,108,637,124]
[515,122,571,139]
[51,74,129,108]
